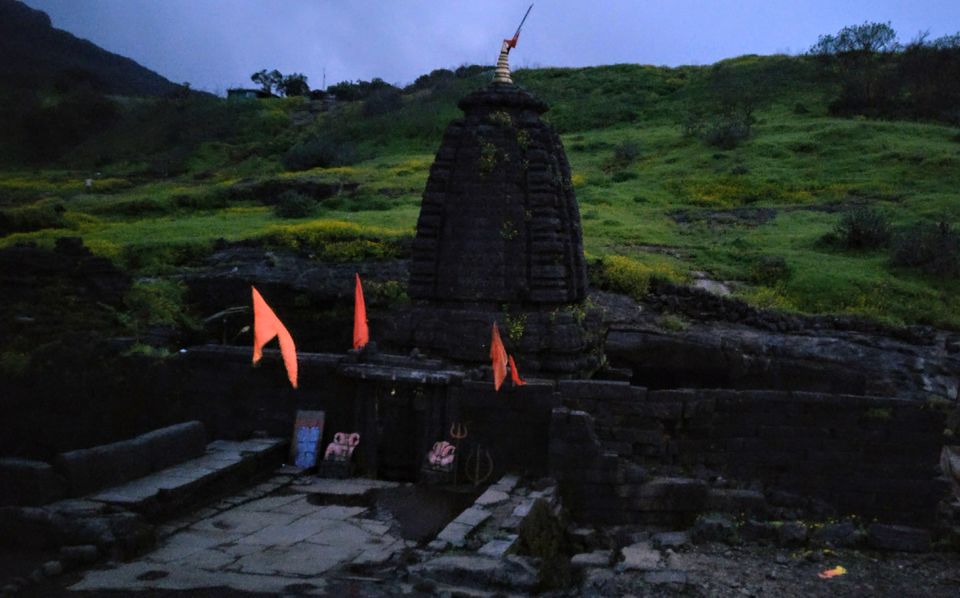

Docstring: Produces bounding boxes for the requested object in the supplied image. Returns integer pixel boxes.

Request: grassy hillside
[2,53,960,351]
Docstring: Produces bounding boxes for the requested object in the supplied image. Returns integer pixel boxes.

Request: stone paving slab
[190,510,297,536]
[70,495,403,594]
[290,477,400,496]
[478,535,518,558]
[70,559,329,594]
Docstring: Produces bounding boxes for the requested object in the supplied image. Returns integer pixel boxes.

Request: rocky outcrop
[595,288,959,401]
[182,247,409,352]
[0,237,130,309]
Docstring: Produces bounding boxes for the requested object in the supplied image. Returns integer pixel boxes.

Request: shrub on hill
[892,220,960,278]
[682,107,755,150]
[363,88,403,116]
[832,207,892,250]
[273,190,316,218]
[282,136,358,171]
[594,255,682,301]
[0,203,66,234]
[750,255,792,285]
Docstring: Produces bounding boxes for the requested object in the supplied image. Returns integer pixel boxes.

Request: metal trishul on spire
[493,4,533,85]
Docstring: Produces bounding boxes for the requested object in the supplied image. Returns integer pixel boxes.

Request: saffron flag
[508,354,526,386]
[353,273,369,350]
[251,286,298,389]
[490,322,508,391]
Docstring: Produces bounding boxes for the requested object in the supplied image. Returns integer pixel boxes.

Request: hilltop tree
[810,21,899,56]
[810,22,900,117]
[278,73,310,97]
[251,69,282,95]
[327,77,396,102]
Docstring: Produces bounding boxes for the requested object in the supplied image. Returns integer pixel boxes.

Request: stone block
[135,421,207,473]
[705,488,767,516]
[811,522,863,548]
[410,554,538,592]
[739,519,778,544]
[867,524,931,552]
[777,522,808,547]
[59,544,100,567]
[644,570,689,585]
[691,513,737,544]
[0,458,66,507]
[570,550,612,568]
[629,477,708,512]
[637,401,683,420]
[619,541,663,571]
[55,442,150,497]
[651,531,690,549]
[479,535,519,558]
[54,421,209,497]
[558,380,637,401]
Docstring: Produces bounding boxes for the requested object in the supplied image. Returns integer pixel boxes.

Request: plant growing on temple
[478,139,499,175]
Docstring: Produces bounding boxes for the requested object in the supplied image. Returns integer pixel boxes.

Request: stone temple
[392,78,601,375]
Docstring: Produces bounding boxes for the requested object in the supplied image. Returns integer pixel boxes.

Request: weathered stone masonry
[553,380,948,527]
[388,82,600,375]
[170,348,948,528]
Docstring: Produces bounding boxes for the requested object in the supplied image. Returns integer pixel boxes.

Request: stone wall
[557,380,949,526]
[170,347,561,481]
[449,380,560,480]
[12,345,945,527]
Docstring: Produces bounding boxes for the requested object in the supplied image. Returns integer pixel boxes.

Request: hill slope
[0,55,958,340]
[0,0,181,97]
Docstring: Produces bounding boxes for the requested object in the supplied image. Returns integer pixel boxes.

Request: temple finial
[492,4,532,85]
[492,40,514,84]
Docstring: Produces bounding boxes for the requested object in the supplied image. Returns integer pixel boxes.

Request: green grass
[2,55,960,329]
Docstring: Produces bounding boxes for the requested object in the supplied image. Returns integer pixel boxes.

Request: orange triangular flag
[353,273,369,350]
[509,354,526,386]
[490,322,508,391]
[251,286,298,389]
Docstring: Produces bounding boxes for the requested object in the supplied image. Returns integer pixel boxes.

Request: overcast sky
[21,0,960,94]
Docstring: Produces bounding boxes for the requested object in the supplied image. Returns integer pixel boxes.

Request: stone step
[89,438,286,520]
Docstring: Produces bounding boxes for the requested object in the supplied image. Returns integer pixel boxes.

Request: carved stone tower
[391,80,600,375]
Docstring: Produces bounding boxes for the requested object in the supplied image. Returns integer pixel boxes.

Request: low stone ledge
[55,421,208,497]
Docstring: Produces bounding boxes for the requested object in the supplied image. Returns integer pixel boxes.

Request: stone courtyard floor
[9,471,960,597]
[65,475,418,595]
